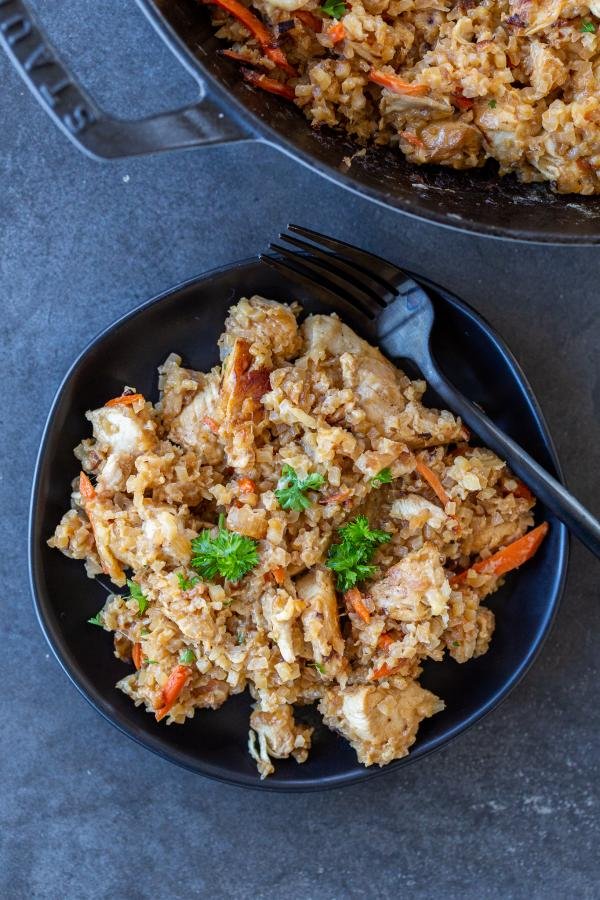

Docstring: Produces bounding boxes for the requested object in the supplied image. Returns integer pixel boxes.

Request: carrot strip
[219,48,260,65]
[415,458,451,507]
[271,565,286,586]
[132,642,143,670]
[513,480,534,502]
[452,93,474,110]
[238,477,257,494]
[202,415,219,434]
[155,665,192,722]
[105,393,144,408]
[371,661,404,680]
[452,522,549,586]
[369,69,429,96]
[241,68,296,100]
[79,471,96,501]
[328,22,345,43]
[400,130,425,149]
[294,9,322,31]
[345,588,371,624]
[203,0,296,74]
[377,632,395,650]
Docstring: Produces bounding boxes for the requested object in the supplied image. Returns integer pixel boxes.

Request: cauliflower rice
[49,297,545,777]
[207,0,600,193]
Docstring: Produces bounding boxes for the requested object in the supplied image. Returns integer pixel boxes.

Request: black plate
[29,258,569,790]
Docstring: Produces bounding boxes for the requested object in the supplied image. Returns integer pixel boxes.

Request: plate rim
[28,256,570,791]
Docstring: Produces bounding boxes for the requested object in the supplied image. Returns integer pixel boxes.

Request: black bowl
[29,258,569,790]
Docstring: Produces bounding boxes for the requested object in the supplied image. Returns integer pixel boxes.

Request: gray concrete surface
[1,2,599,899]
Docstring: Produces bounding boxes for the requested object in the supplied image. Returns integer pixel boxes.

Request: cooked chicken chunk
[219,295,303,369]
[296,567,345,663]
[319,680,443,766]
[370,544,451,621]
[249,704,313,778]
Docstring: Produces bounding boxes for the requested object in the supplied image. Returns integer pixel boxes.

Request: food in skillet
[202,0,600,194]
[49,298,547,777]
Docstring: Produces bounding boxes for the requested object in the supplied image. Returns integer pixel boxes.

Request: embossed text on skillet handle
[0,0,250,159]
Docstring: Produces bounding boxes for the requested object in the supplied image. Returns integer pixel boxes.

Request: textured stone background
[1,2,599,898]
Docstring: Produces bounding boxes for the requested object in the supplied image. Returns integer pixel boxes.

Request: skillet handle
[0,0,250,159]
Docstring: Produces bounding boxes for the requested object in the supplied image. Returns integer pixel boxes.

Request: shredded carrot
[294,9,322,31]
[345,588,371,624]
[371,661,404,680]
[369,69,429,96]
[328,22,345,43]
[415,458,451,507]
[79,471,96,501]
[241,68,296,100]
[513,480,534,501]
[202,415,219,434]
[155,665,192,722]
[132,642,143,670]
[271,565,286,586]
[377,632,395,650]
[105,393,144,408]
[452,522,549,586]
[453,93,474,110]
[203,0,296,74]
[238,477,257,494]
[400,130,425,149]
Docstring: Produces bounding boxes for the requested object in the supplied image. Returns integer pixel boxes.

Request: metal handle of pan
[0,0,251,159]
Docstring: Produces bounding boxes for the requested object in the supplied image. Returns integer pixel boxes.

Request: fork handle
[423,362,600,560]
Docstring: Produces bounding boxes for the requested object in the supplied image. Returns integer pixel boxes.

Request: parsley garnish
[581,20,596,32]
[177,572,200,591]
[141,627,150,636]
[320,0,347,17]
[180,648,196,664]
[191,515,259,583]
[326,515,391,592]
[371,467,393,489]
[311,660,325,674]
[127,579,148,615]
[488,99,497,108]
[144,658,158,665]
[88,612,103,627]
[452,641,460,647]
[275,465,325,511]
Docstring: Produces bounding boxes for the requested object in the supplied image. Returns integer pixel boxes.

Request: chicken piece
[390,494,448,531]
[370,544,451,621]
[319,680,443,766]
[226,504,267,540]
[85,403,158,493]
[296,567,345,664]
[138,503,194,567]
[169,370,223,465]
[219,296,303,369]
[248,704,313,778]
[77,473,126,586]
[261,586,304,664]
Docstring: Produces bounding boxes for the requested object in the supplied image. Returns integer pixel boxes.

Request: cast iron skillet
[30,258,568,790]
[2,0,600,242]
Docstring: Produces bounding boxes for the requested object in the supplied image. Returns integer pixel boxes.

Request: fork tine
[287,224,412,292]
[278,233,390,308]
[262,249,377,320]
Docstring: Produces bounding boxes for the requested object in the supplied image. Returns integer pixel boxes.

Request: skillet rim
[28,257,570,791]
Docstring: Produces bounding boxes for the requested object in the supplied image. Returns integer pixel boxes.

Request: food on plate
[204,0,600,193]
[49,297,547,777]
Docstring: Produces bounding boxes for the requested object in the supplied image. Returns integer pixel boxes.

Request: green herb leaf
[144,658,158,665]
[320,0,347,18]
[326,515,391,592]
[311,660,325,674]
[191,515,259,583]
[488,99,497,108]
[236,631,245,645]
[141,627,150,637]
[581,20,596,32]
[177,572,200,591]
[275,465,325,511]
[87,612,104,627]
[371,467,393,489]
[127,579,149,615]
[179,648,196,664]
[452,641,460,647]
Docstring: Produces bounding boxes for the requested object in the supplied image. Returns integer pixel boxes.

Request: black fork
[261,224,600,560]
